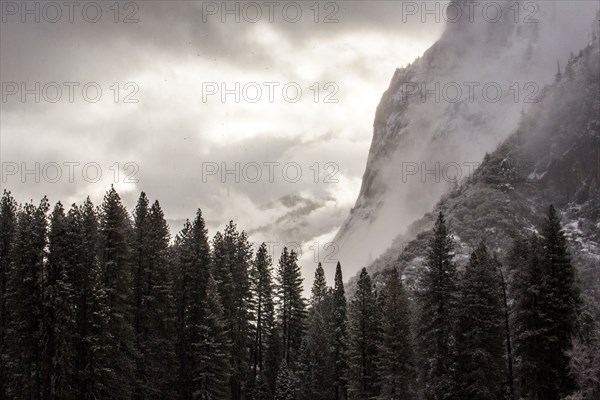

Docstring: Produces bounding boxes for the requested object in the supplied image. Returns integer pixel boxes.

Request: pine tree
[193,274,231,400]
[250,243,277,392]
[42,202,76,400]
[72,198,121,399]
[132,192,150,393]
[63,198,105,399]
[311,263,328,303]
[494,254,515,400]
[175,213,208,399]
[132,194,177,398]
[230,227,253,400]
[513,206,583,400]
[416,212,458,400]
[274,363,298,400]
[541,205,581,397]
[454,243,505,400]
[0,191,18,400]
[330,261,348,400]
[347,268,380,400]
[276,248,306,367]
[252,371,274,400]
[566,333,600,400]
[175,209,230,399]
[298,263,334,400]
[97,187,136,399]
[85,246,113,399]
[377,266,415,400]
[5,197,49,399]
[212,221,253,399]
[512,235,550,400]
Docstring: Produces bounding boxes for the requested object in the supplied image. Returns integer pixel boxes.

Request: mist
[334,0,600,279]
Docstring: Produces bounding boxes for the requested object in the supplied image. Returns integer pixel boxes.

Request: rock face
[334,0,599,275]
[347,15,600,313]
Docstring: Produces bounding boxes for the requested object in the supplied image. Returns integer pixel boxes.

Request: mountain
[348,18,600,316]
[333,0,599,275]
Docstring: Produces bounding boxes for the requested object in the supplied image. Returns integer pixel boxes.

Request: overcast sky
[1,1,447,280]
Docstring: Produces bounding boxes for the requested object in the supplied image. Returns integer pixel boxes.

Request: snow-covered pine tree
[85,245,113,400]
[512,235,550,400]
[132,194,177,398]
[97,187,136,399]
[253,371,274,400]
[193,274,231,400]
[541,205,582,398]
[131,191,150,399]
[347,268,380,400]
[454,243,505,400]
[175,209,231,399]
[60,199,114,399]
[0,191,18,400]
[330,261,348,400]
[132,192,150,356]
[42,202,76,400]
[274,362,299,400]
[5,197,49,399]
[513,206,583,400]
[63,198,108,399]
[298,263,334,400]
[377,266,415,400]
[212,221,253,399]
[566,332,600,400]
[250,243,277,391]
[416,212,458,400]
[276,248,306,368]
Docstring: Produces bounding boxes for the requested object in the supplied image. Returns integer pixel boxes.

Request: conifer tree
[132,192,150,379]
[132,194,176,398]
[194,274,231,400]
[311,263,328,303]
[97,187,136,399]
[513,206,583,400]
[416,212,458,400]
[330,261,348,400]
[5,197,49,399]
[250,243,277,390]
[63,198,105,398]
[212,222,253,399]
[57,200,111,400]
[175,209,230,399]
[276,248,306,367]
[377,266,415,400]
[541,205,581,397]
[85,249,116,399]
[347,268,380,400]
[175,213,209,399]
[493,254,515,400]
[252,371,274,400]
[42,202,76,400]
[454,243,505,400]
[512,235,550,400]
[0,191,18,400]
[567,331,600,400]
[274,362,299,400]
[298,263,333,400]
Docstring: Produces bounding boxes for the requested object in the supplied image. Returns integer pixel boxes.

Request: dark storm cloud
[1,1,444,81]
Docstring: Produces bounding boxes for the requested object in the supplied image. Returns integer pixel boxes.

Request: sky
[0,0,447,281]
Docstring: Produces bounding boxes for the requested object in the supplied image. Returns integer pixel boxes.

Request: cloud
[1,0,445,284]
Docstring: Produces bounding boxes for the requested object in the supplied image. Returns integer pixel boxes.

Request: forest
[0,186,598,400]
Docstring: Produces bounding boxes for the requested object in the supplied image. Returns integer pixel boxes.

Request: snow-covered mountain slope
[348,21,600,314]
[334,0,599,275]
